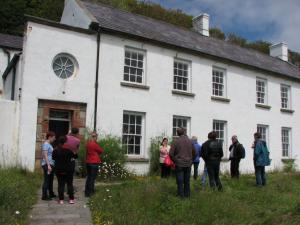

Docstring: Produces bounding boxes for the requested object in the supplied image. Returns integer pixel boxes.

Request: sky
[149,0,300,52]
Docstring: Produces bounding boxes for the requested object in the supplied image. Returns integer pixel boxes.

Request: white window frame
[172,116,190,137]
[256,78,268,105]
[257,124,269,146]
[282,127,291,158]
[122,111,145,156]
[173,58,191,92]
[212,67,227,97]
[281,84,291,109]
[213,120,227,157]
[123,47,146,85]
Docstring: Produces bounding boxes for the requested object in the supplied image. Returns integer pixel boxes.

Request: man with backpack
[229,135,245,179]
[253,132,271,187]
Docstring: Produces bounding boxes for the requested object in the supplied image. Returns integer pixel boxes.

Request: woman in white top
[159,138,171,178]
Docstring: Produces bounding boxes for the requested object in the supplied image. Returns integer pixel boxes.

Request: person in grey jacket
[169,127,195,198]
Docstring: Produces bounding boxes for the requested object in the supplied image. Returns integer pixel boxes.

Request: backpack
[239,144,246,159]
[261,144,271,166]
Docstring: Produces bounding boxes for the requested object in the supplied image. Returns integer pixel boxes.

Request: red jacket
[86,140,104,164]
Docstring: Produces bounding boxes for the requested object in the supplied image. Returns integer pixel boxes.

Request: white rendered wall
[0,100,20,167]
[18,22,97,171]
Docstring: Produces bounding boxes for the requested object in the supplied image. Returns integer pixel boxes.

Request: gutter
[90,22,101,132]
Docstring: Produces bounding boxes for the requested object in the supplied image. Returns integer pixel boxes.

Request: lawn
[90,173,300,225]
[0,168,41,225]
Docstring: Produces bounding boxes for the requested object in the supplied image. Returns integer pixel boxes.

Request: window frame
[257,124,269,146]
[172,115,190,138]
[212,67,227,98]
[123,47,146,85]
[281,127,291,158]
[256,78,268,105]
[213,120,227,157]
[122,111,145,157]
[173,58,192,93]
[52,53,79,79]
[280,84,291,110]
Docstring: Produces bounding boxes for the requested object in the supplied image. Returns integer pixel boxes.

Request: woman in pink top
[159,137,171,178]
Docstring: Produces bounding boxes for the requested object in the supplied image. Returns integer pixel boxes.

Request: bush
[282,159,297,173]
[78,135,131,181]
[0,168,41,225]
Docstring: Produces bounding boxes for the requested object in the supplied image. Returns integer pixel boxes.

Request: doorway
[49,110,71,147]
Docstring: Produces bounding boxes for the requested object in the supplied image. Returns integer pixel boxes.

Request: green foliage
[90,173,300,225]
[282,159,297,173]
[210,27,226,40]
[246,40,272,54]
[289,50,300,68]
[0,168,41,225]
[227,33,247,47]
[149,136,162,175]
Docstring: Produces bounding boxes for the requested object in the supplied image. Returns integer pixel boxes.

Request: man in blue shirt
[191,136,201,180]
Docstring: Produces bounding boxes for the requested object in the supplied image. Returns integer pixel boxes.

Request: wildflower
[108,195,112,198]
[15,211,20,215]
[106,189,110,192]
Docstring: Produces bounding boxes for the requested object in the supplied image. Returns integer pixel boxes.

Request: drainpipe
[11,65,16,100]
[93,27,101,132]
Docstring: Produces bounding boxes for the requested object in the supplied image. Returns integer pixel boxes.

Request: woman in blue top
[191,136,202,180]
[41,131,56,200]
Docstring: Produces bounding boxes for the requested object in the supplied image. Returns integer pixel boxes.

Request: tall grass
[0,168,41,225]
[90,173,300,225]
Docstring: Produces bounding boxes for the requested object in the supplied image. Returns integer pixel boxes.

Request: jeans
[85,164,99,197]
[206,160,222,190]
[56,172,74,200]
[175,166,191,198]
[192,162,199,180]
[42,165,55,198]
[255,166,266,186]
[230,159,240,178]
[160,163,171,178]
[201,165,208,186]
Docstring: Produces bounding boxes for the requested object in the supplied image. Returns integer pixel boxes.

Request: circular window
[52,53,78,79]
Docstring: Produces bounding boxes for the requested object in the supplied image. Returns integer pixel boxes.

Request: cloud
[151,0,300,52]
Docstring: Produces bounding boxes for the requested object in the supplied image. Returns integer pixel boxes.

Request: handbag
[164,155,175,169]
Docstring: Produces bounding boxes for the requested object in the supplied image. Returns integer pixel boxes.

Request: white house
[1,0,300,174]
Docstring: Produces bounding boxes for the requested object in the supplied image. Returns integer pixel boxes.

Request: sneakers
[69,199,75,204]
[58,200,64,204]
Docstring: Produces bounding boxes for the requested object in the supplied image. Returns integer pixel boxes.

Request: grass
[0,168,41,225]
[89,172,300,225]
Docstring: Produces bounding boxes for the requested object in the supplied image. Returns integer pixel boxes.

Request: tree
[209,27,225,40]
[227,33,247,47]
[245,40,271,54]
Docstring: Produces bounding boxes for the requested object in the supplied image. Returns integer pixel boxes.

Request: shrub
[282,159,297,173]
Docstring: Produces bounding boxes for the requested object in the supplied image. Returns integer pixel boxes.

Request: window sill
[280,108,294,114]
[172,90,195,97]
[211,96,230,103]
[126,157,149,163]
[120,82,150,90]
[255,104,271,110]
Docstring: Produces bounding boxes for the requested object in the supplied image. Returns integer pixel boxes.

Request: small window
[212,67,226,97]
[256,78,267,104]
[257,124,269,145]
[52,53,78,79]
[122,111,144,155]
[173,116,190,137]
[173,59,190,92]
[213,120,227,154]
[281,84,291,109]
[123,48,145,84]
[282,127,291,158]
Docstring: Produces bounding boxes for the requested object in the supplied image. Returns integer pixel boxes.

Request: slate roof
[0,33,23,50]
[82,1,300,80]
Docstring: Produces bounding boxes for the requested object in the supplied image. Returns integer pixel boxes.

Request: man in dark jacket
[200,131,223,190]
[169,127,195,198]
[229,135,245,179]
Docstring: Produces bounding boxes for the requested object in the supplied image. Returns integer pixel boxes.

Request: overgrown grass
[89,173,300,225]
[0,168,41,225]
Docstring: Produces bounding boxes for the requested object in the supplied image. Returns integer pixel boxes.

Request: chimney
[192,13,210,37]
[269,42,288,61]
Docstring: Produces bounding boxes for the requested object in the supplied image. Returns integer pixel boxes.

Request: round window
[52,53,78,79]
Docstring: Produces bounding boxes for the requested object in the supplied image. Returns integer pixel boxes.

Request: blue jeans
[206,161,222,190]
[192,162,199,180]
[201,165,208,186]
[175,166,191,198]
[255,166,266,186]
[85,164,99,197]
[42,165,55,198]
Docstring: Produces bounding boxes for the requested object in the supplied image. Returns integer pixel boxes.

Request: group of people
[41,128,103,204]
[159,128,271,198]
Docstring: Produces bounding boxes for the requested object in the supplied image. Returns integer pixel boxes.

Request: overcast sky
[150,0,300,52]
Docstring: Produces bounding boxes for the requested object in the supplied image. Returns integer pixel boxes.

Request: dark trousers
[160,163,171,178]
[85,164,99,197]
[255,166,266,186]
[42,165,55,198]
[175,166,191,198]
[192,162,199,180]
[56,172,74,200]
[206,160,222,190]
[230,159,240,178]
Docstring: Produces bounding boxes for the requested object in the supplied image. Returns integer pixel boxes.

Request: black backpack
[238,144,246,159]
